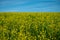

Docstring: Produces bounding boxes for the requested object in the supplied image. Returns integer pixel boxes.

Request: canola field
[0,12,60,40]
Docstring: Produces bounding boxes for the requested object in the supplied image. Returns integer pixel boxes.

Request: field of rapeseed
[0,12,60,40]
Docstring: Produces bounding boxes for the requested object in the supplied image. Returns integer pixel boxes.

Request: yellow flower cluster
[0,12,60,40]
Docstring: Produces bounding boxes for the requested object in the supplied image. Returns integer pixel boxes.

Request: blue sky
[0,0,60,12]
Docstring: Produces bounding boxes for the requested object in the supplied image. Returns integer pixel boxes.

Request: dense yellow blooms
[0,12,60,40]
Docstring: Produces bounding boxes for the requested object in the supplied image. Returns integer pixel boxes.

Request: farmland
[0,12,60,40]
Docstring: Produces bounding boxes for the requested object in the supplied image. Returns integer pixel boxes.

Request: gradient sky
[0,0,60,12]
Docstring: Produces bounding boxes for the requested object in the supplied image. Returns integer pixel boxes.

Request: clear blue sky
[0,0,60,12]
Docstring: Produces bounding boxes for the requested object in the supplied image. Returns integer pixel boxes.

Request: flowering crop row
[0,12,60,40]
